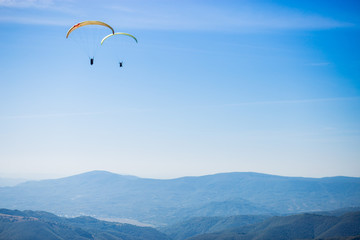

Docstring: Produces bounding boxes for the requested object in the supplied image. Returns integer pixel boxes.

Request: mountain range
[0,171,359,226]
[1,208,359,240]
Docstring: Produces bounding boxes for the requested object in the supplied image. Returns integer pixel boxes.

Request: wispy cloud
[225,96,360,106]
[0,111,104,120]
[193,96,360,109]
[306,62,331,66]
[0,107,156,120]
[0,0,54,8]
[0,15,70,26]
[0,0,354,31]
[106,3,353,31]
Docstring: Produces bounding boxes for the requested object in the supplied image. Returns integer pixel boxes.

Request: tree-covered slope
[0,209,170,240]
[160,215,270,240]
[188,212,360,240]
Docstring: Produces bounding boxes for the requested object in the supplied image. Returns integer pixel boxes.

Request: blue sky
[0,0,359,179]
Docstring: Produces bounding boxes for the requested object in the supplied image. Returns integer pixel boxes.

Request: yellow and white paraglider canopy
[100,32,138,67]
[66,20,115,65]
[66,20,114,38]
[101,32,138,44]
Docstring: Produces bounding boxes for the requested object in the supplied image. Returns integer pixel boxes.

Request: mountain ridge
[0,170,359,225]
[18,170,359,184]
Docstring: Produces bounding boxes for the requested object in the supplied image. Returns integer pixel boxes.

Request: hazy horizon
[1,0,359,180]
[1,169,359,182]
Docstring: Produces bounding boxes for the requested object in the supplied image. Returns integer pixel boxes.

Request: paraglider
[66,21,137,67]
[66,21,114,65]
[101,32,138,67]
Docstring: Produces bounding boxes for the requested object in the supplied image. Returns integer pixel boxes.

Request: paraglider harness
[89,57,123,67]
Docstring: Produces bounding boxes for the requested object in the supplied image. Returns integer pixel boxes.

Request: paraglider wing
[101,32,138,45]
[66,21,115,38]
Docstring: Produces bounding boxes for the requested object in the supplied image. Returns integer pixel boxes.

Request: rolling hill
[0,171,359,225]
[0,208,170,240]
[187,211,360,240]
[2,208,359,240]
[160,215,271,240]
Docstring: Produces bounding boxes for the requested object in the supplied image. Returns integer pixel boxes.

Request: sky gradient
[0,0,359,179]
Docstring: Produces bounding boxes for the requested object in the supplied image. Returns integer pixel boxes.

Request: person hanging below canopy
[101,32,138,67]
[66,20,114,65]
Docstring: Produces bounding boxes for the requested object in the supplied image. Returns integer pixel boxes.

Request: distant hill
[0,208,170,240]
[187,211,360,240]
[313,207,360,217]
[159,215,271,240]
[160,208,360,240]
[0,177,27,187]
[0,171,359,225]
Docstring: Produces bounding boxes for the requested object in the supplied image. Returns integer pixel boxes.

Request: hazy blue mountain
[0,178,27,187]
[0,171,359,225]
[188,211,360,240]
[0,208,170,240]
